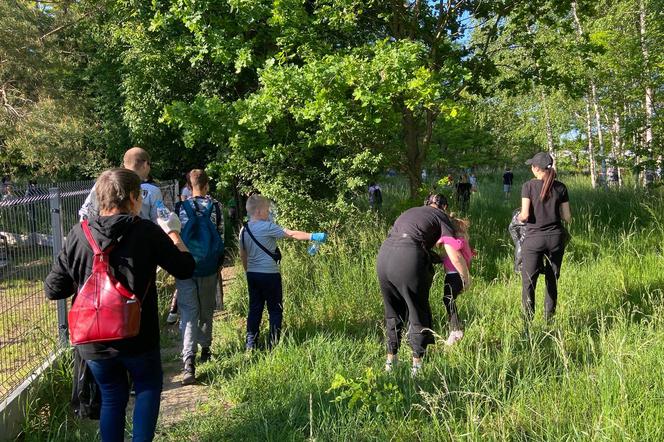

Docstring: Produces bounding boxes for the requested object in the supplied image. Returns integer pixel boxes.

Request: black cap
[525,152,554,169]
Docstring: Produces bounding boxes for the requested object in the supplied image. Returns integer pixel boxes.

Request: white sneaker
[411,362,422,377]
[445,330,464,346]
[166,312,178,325]
[385,356,397,372]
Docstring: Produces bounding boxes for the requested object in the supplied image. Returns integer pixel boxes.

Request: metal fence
[0,179,179,403]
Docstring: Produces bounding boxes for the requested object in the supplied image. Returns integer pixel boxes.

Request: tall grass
[22,173,664,441]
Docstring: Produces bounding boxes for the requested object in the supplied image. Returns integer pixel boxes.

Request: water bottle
[307,242,320,256]
[155,200,170,220]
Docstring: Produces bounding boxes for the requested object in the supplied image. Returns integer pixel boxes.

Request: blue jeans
[86,350,163,442]
[246,272,283,349]
[175,274,218,362]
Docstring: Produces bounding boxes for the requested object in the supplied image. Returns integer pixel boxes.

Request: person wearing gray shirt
[239,195,327,350]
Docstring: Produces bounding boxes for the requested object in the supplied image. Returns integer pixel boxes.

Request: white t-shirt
[79,181,164,223]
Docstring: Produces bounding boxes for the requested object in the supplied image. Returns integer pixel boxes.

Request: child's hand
[462,275,472,291]
[311,232,327,242]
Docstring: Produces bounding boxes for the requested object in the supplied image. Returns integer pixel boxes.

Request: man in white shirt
[79,147,163,222]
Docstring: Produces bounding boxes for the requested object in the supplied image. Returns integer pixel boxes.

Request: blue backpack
[180,199,224,277]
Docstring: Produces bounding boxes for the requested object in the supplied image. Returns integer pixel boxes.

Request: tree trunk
[611,111,623,187]
[584,98,597,188]
[591,83,607,185]
[540,89,555,155]
[403,107,422,198]
[639,0,654,185]
[572,0,600,187]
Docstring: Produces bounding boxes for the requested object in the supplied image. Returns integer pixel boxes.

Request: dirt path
[126,265,239,439]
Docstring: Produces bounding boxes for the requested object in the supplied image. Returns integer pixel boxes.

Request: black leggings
[443,273,464,331]
[377,238,434,358]
[520,234,565,321]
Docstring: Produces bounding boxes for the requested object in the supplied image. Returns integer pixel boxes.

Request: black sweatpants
[520,233,565,321]
[443,273,464,331]
[377,238,435,358]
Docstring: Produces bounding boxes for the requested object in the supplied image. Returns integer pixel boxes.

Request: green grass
[21,173,664,441]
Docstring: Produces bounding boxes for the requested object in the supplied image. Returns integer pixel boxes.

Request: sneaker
[445,330,464,346]
[411,362,422,377]
[182,357,195,386]
[385,356,397,372]
[166,312,178,325]
[200,347,212,363]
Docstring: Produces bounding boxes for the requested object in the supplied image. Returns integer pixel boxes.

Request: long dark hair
[540,167,556,201]
[424,193,448,210]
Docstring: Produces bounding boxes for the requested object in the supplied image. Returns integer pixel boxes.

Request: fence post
[49,187,68,347]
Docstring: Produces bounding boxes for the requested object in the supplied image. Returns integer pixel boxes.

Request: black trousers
[443,273,464,331]
[377,238,435,358]
[520,234,565,321]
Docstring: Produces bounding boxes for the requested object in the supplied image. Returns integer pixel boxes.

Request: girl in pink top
[437,216,474,346]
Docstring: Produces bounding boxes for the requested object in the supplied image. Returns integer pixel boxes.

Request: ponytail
[539,167,556,201]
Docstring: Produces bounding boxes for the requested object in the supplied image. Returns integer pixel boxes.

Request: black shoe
[182,357,195,385]
[200,347,211,363]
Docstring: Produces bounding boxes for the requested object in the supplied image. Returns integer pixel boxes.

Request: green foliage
[327,368,404,415]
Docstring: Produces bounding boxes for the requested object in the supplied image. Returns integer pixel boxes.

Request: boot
[182,356,195,386]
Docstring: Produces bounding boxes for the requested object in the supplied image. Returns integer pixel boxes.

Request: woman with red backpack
[45,168,195,442]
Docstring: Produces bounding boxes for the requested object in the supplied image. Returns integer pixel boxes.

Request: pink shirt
[437,236,474,273]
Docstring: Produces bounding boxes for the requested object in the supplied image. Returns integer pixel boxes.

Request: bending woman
[377,194,470,376]
[45,168,195,442]
[518,152,572,322]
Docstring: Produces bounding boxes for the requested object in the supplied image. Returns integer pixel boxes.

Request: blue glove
[311,232,327,243]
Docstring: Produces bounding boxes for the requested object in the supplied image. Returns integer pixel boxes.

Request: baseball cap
[525,152,554,169]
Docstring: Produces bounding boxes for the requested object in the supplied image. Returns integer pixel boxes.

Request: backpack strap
[182,198,196,220]
[81,220,103,255]
[242,222,280,262]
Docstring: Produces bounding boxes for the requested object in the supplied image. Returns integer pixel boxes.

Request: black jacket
[45,214,195,360]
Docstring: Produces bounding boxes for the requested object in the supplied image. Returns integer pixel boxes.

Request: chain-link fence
[0,179,178,403]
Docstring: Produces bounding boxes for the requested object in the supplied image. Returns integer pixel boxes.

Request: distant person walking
[469,172,478,192]
[368,182,383,210]
[377,194,465,376]
[455,175,472,213]
[518,152,572,322]
[503,167,514,200]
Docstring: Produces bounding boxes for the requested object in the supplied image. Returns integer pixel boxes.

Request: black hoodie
[45,214,195,360]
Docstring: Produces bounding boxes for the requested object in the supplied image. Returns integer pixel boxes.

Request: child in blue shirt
[239,195,326,350]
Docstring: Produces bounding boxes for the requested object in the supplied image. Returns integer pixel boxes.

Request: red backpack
[68,220,141,345]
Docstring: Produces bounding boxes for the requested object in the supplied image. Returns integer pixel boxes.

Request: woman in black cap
[518,152,572,322]
[377,194,469,375]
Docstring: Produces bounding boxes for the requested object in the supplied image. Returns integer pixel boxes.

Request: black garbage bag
[71,347,101,420]
[508,209,526,274]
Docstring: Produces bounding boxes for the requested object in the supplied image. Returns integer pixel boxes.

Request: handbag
[68,220,142,345]
[242,222,282,263]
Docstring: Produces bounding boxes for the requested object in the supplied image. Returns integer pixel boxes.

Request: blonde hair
[449,213,470,239]
[246,194,270,216]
